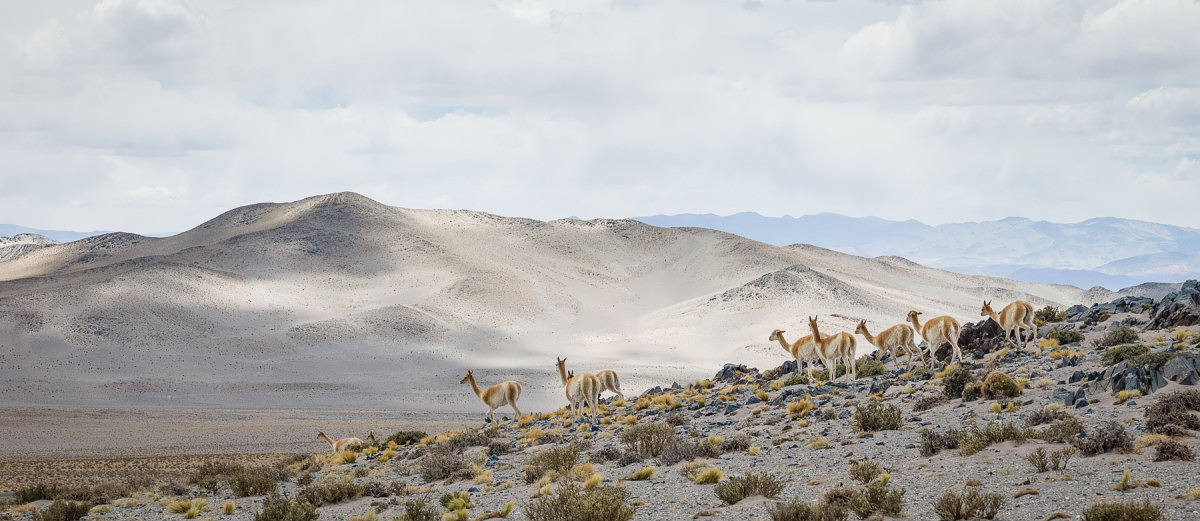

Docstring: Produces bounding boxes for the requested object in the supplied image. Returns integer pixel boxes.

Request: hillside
[632,212,1200,291]
[0,233,57,262]
[0,193,1101,410]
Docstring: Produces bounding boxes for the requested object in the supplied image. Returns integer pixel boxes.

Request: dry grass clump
[619,422,675,458]
[1081,499,1162,521]
[854,400,901,432]
[766,499,849,521]
[1153,438,1196,461]
[788,396,816,419]
[623,465,655,481]
[714,473,784,505]
[1114,389,1142,404]
[30,500,92,521]
[932,489,1003,520]
[958,422,1035,456]
[912,394,950,412]
[1028,404,1072,426]
[1026,447,1076,473]
[847,460,881,485]
[168,498,210,518]
[806,436,831,450]
[252,494,318,521]
[524,483,635,521]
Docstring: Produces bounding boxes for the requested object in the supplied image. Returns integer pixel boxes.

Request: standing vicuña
[459,370,523,423]
[317,431,363,453]
[556,357,599,422]
[594,369,625,400]
[980,300,1036,347]
[855,320,924,370]
[807,316,857,381]
[907,310,962,366]
[768,329,822,379]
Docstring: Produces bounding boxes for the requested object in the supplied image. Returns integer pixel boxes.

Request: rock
[869,379,893,395]
[1069,371,1086,384]
[746,395,762,405]
[723,403,741,415]
[1148,280,1200,329]
[1162,356,1200,383]
[714,363,754,383]
[776,360,798,375]
[838,409,852,419]
[957,319,1007,358]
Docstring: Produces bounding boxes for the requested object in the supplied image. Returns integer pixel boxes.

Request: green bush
[715,473,784,505]
[386,430,427,446]
[932,489,1003,520]
[919,429,960,457]
[847,460,881,485]
[619,422,675,458]
[834,359,886,378]
[252,494,318,521]
[1035,306,1067,323]
[981,371,1022,399]
[1045,328,1084,345]
[1102,343,1151,365]
[783,374,810,387]
[1128,351,1183,370]
[851,478,905,518]
[231,468,285,497]
[942,366,975,399]
[523,483,635,521]
[395,498,438,521]
[1081,499,1162,521]
[960,381,984,402]
[30,500,90,521]
[1096,327,1140,348]
[854,400,901,432]
[15,481,145,505]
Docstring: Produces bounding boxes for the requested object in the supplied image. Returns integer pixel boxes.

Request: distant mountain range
[631,213,1200,291]
[0,224,109,243]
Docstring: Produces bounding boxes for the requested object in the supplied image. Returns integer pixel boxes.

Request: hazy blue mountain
[0,224,108,243]
[632,213,1200,291]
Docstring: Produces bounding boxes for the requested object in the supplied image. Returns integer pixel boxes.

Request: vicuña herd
[320,300,1037,435]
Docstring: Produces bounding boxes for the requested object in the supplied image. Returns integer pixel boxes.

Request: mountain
[632,213,1200,291]
[0,224,109,243]
[0,193,1102,410]
[0,233,58,262]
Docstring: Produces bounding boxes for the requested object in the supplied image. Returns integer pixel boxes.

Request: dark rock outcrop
[714,363,756,383]
[956,319,1007,358]
[1148,280,1200,329]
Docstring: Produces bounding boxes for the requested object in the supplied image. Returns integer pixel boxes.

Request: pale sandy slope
[0,193,1107,413]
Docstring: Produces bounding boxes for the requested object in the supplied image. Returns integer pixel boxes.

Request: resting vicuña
[317,431,362,453]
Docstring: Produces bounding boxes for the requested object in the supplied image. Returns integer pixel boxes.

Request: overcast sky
[2,0,1199,234]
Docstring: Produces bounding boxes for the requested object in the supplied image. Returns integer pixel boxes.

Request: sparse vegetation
[619,422,675,458]
[1035,306,1067,323]
[1102,343,1150,365]
[30,501,91,521]
[1073,420,1133,456]
[912,394,949,412]
[854,399,901,432]
[714,473,784,505]
[848,460,882,485]
[919,429,961,457]
[1095,327,1140,348]
[942,365,975,399]
[419,443,471,482]
[1045,328,1084,345]
[525,445,581,483]
[299,478,365,506]
[252,494,318,521]
[932,489,1003,520]
[523,483,635,521]
[1153,439,1196,461]
[1026,447,1076,472]
[1144,389,1200,435]
[981,371,1022,399]
[1081,499,1163,521]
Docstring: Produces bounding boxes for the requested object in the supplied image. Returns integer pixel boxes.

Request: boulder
[869,379,893,395]
[957,319,1007,358]
[1161,356,1200,384]
[714,363,755,383]
[1148,280,1200,329]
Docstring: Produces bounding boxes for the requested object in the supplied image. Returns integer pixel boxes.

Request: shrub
[766,499,848,521]
[299,478,365,506]
[619,422,675,458]
[853,358,887,378]
[919,429,961,457]
[419,443,470,482]
[1039,416,1086,443]
[525,445,581,483]
[854,400,902,432]
[720,434,751,453]
[1144,390,1200,434]
[1081,499,1162,521]
[1102,343,1150,365]
[958,422,1034,456]
[590,445,622,463]
[31,501,91,521]
[942,365,974,398]
[692,467,725,485]
[224,501,236,515]
[788,397,816,419]
[981,371,1022,399]
[14,481,143,506]
[960,381,984,402]
[397,498,438,521]
[1028,404,1072,426]
[524,483,635,521]
[783,374,810,386]
[913,394,950,412]
[1045,328,1084,345]
[852,477,905,518]
[848,460,882,485]
[658,437,720,466]
[1035,306,1067,323]
[231,468,285,497]
[1096,326,1140,348]
[932,489,1003,520]
[1026,447,1076,472]
[387,430,427,446]
[1153,439,1196,461]
[252,494,318,521]
[1073,421,1133,456]
[714,473,784,505]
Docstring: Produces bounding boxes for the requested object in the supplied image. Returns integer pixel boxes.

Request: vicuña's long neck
[319,433,334,445]
[909,315,922,333]
[986,309,1000,322]
[809,322,822,344]
[773,334,792,353]
[466,376,482,397]
[557,363,569,387]
[860,327,877,347]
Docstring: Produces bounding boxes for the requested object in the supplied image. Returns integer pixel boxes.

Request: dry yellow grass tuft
[1115,389,1142,405]
[787,396,816,419]
[625,466,655,481]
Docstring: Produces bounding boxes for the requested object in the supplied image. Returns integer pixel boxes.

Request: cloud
[0,0,1198,233]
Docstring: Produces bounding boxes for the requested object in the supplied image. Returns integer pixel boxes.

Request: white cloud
[0,0,1198,233]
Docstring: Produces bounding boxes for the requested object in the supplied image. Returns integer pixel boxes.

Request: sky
[2,0,1199,234]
